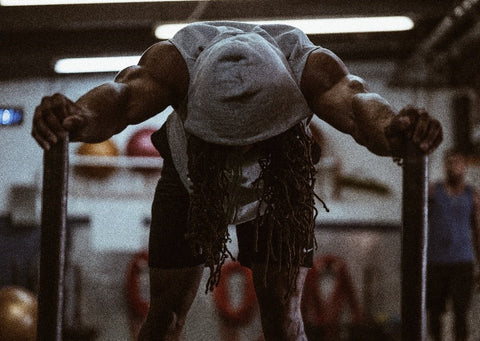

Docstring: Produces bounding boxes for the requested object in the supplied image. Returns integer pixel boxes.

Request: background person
[427,149,480,341]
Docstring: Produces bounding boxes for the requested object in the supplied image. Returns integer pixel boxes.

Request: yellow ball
[75,139,119,178]
[0,286,38,341]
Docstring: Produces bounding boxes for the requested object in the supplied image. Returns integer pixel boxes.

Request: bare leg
[138,265,204,341]
[251,264,309,341]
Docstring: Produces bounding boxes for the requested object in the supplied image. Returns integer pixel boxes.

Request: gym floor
[426,298,480,341]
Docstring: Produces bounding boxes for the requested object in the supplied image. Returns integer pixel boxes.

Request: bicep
[308,74,370,136]
[301,48,370,133]
[302,49,398,155]
[114,65,175,125]
[301,48,349,103]
[114,41,188,125]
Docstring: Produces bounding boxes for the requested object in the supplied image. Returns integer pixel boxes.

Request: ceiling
[1,0,478,86]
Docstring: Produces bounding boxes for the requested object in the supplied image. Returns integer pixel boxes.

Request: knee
[154,308,185,330]
[253,267,306,319]
[259,310,306,341]
[256,281,304,315]
[257,300,301,326]
[252,266,308,340]
[139,309,185,340]
[256,290,305,339]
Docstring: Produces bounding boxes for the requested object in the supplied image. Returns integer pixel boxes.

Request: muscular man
[32,22,442,341]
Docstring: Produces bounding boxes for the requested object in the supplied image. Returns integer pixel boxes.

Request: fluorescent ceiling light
[155,16,415,39]
[0,0,205,5]
[54,16,414,74]
[54,55,140,73]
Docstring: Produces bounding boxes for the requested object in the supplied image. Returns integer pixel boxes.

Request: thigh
[148,265,204,315]
[251,263,308,304]
[235,219,314,269]
[450,263,474,312]
[139,265,204,340]
[427,264,449,312]
[251,263,309,340]
[148,155,204,269]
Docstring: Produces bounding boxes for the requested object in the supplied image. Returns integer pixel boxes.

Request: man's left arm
[301,48,443,156]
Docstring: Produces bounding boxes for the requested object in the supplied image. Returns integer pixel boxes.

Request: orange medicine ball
[75,139,119,178]
[0,286,38,341]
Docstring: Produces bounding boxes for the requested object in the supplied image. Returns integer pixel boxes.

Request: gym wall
[0,60,460,340]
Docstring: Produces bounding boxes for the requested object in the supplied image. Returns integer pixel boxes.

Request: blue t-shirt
[427,182,475,264]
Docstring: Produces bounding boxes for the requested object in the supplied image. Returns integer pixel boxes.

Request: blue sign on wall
[1,107,23,126]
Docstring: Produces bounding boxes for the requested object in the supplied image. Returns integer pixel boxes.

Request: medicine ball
[126,128,160,158]
[126,128,161,174]
[75,139,119,178]
[0,286,38,341]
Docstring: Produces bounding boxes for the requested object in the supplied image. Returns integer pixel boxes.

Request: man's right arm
[32,41,188,150]
[301,48,442,157]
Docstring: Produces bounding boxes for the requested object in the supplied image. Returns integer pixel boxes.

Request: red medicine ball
[126,128,161,158]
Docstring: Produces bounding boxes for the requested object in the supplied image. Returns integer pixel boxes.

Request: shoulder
[300,48,349,99]
[428,182,443,199]
[468,187,480,216]
[137,41,189,99]
[115,41,184,84]
[139,41,185,67]
[470,186,480,202]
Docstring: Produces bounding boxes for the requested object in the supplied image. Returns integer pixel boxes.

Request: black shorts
[148,125,313,269]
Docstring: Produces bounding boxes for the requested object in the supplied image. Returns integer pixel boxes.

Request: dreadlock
[185,138,235,292]
[186,121,326,295]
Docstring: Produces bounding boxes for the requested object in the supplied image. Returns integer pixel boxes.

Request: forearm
[74,82,131,142]
[350,93,397,156]
[72,65,174,143]
[310,81,397,156]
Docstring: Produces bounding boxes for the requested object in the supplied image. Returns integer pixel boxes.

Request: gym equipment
[37,134,69,341]
[126,251,149,340]
[401,142,428,341]
[126,128,161,174]
[75,139,119,178]
[37,134,429,341]
[302,255,362,340]
[126,251,150,318]
[126,128,160,158]
[214,261,259,341]
[213,261,257,325]
[0,286,38,341]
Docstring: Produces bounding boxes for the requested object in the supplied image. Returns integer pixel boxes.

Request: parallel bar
[37,136,69,341]
[401,142,428,341]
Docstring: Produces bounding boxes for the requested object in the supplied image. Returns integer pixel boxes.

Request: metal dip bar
[401,142,428,341]
[37,136,69,341]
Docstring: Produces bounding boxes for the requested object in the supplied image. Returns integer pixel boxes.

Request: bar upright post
[401,142,428,341]
[37,136,69,341]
